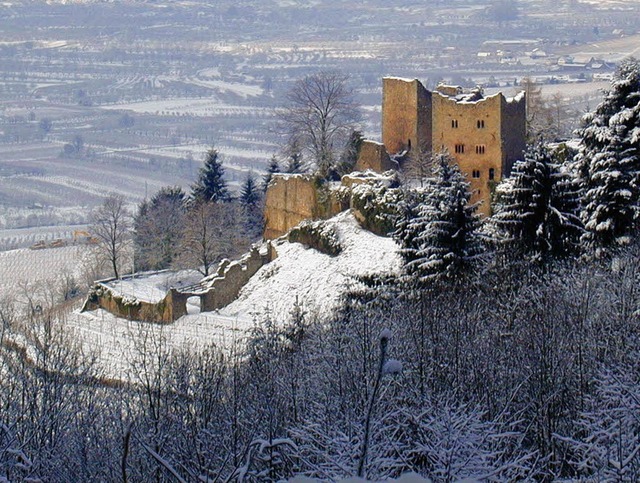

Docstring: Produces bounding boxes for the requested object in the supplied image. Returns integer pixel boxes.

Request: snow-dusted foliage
[350,182,403,236]
[371,397,538,481]
[558,360,640,481]
[288,219,343,256]
[394,152,483,283]
[490,142,583,260]
[576,58,640,249]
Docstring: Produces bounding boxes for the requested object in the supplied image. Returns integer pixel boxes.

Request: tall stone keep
[381,77,526,216]
[382,77,432,155]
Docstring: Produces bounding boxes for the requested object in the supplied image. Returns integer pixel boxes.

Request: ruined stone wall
[431,92,505,216]
[382,78,432,155]
[263,175,319,240]
[200,247,267,312]
[83,244,277,322]
[500,92,527,178]
[354,140,394,172]
[83,282,179,324]
[263,174,349,240]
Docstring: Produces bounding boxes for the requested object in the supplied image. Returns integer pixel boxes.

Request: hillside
[64,211,400,379]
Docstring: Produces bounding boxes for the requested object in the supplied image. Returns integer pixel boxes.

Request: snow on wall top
[383,76,420,83]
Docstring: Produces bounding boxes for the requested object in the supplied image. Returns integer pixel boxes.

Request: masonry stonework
[263,175,319,240]
[354,140,394,172]
[382,78,432,155]
[383,78,526,216]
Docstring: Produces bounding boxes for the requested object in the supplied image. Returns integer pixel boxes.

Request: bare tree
[91,194,131,279]
[404,143,433,187]
[519,77,553,140]
[279,71,361,178]
[178,201,244,276]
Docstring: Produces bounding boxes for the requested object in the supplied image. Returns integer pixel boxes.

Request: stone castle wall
[382,78,432,155]
[83,244,276,323]
[263,174,349,240]
[500,92,527,178]
[381,77,526,216]
[431,92,505,216]
[263,175,319,240]
[354,140,394,172]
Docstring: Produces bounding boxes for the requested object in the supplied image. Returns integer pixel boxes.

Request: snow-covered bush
[288,220,342,256]
[350,183,403,236]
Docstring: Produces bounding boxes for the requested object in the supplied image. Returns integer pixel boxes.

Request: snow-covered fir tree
[490,142,583,261]
[395,152,483,283]
[191,147,230,202]
[239,172,263,239]
[576,58,640,250]
[262,155,280,192]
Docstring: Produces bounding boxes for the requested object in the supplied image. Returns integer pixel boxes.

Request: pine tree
[577,58,640,250]
[240,172,263,239]
[240,172,260,207]
[395,152,483,284]
[286,152,304,174]
[191,148,230,202]
[263,155,280,192]
[491,143,583,261]
[328,129,363,180]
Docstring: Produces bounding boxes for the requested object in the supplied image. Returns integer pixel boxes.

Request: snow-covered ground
[0,245,93,302]
[100,98,272,117]
[68,211,401,379]
[105,270,202,303]
[224,212,400,320]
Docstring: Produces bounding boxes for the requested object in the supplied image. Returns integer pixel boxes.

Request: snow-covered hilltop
[68,211,400,379]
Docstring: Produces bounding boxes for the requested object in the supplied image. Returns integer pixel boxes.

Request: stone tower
[381,77,432,155]
[381,78,526,216]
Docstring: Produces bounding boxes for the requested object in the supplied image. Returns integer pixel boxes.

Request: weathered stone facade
[263,174,349,240]
[382,78,526,216]
[382,77,432,155]
[354,140,394,173]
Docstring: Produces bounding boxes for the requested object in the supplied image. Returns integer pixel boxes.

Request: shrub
[288,219,342,256]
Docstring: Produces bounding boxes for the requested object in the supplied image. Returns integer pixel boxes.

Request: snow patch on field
[100,98,272,117]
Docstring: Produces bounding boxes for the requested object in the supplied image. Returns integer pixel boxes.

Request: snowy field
[0,245,92,302]
[100,98,272,117]
[68,212,401,379]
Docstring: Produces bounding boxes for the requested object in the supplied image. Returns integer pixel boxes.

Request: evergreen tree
[328,129,363,180]
[263,155,280,192]
[577,58,640,249]
[286,152,304,174]
[191,148,230,202]
[490,143,583,261]
[395,152,483,284]
[240,172,260,208]
[240,172,263,239]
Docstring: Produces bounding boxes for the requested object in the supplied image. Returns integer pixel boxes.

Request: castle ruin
[381,77,526,215]
[262,77,526,238]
